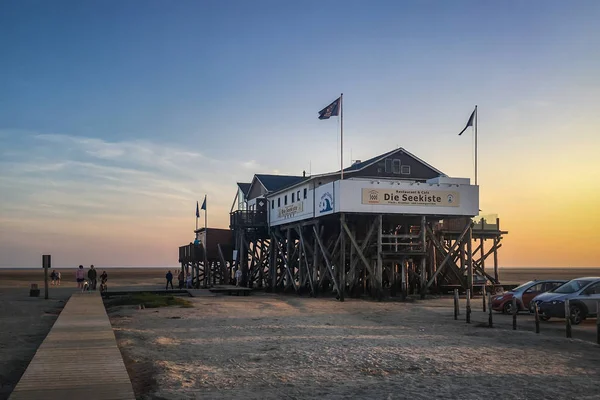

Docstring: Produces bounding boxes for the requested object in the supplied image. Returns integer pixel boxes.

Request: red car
[491,280,566,314]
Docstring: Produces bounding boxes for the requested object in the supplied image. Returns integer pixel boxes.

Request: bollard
[534,303,540,334]
[466,289,471,324]
[487,290,493,328]
[453,289,459,320]
[482,286,487,313]
[512,297,517,330]
[596,300,600,345]
[565,299,572,338]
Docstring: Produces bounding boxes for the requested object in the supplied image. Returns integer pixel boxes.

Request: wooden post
[487,290,493,328]
[401,261,408,301]
[466,289,471,323]
[454,289,459,320]
[339,214,345,302]
[596,300,600,345]
[420,216,426,299]
[482,285,486,312]
[534,302,540,334]
[42,255,51,300]
[512,297,517,330]
[493,236,499,283]
[565,299,572,338]
[376,215,383,301]
[466,224,473,298]
[286,228,293,291]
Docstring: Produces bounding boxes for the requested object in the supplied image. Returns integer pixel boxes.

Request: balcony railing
[230,210,267,229]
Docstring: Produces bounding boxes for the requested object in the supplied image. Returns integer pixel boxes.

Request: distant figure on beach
[177,270,184,289]
[186,273,192,289]
[76,265,85,289]
[165,270,174,290]
[50,270,56,286]
[56,271,61,286]
[88,265,97,291]
[100,270,108,292]
[235,268,242,287]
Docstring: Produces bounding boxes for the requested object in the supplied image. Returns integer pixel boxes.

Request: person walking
[177,270,184,289]
[76,265,85,290]
[100,270,108,292]
[235,268,242,287]
[50,270,56,286]
[186,273,192,289]
[56,271,62,286]
[88,265,97,291]
[165,270,174,290]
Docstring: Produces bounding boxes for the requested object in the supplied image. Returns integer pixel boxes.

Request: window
[385,159,392,173]
[524,283,544,294]
[297,190,300,200]
[401,165,411,175]
[284,195,287,205]
[278,198,281,207]
[544,281,562,292]
[292,192,295,202]
[392,159,401,174]
[271,200,274,209]
[583,282,600,295]
[303,188,307,199]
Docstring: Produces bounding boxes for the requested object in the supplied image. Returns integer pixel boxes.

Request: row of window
[384,158,411,175]
[272,188,308,209]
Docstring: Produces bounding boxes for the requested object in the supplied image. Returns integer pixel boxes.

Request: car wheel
[503,302,514,314]
[570,305,584,325]
[540,316,550,321]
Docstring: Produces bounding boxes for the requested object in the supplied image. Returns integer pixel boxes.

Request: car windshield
[552,279,594,294]
[511,281,535,292]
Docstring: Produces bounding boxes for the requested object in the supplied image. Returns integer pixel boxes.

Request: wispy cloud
[0,131,271,236]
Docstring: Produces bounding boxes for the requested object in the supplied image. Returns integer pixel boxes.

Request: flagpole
[474,105,478,186]
[340,93,344,180]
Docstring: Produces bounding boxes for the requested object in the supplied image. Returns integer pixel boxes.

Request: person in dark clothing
[177,270,184,289]
[88,265,97,290]
[165,270,174,290]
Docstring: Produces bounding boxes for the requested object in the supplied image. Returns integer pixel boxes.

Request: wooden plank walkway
[9,293,135,400]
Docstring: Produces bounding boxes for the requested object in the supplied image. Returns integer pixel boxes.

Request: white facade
[268,183,314,226]
[267,177,479,226]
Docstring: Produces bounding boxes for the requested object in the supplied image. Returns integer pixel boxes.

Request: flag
[318,97,341,120]
[201,196,206,211]
[196,201,200,218]
[458,108,476,136]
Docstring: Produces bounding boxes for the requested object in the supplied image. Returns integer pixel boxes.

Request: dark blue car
[531,277,600,324]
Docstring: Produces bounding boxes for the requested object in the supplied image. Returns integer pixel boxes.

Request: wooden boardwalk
[9,293,135,400]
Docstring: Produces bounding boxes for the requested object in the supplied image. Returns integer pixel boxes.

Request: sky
[1,0,599,268]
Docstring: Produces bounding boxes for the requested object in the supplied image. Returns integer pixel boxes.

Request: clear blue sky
[1,1,599,267]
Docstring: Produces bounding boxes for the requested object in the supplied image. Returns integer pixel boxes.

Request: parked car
[532,277,600,324]
[491,279,566,314]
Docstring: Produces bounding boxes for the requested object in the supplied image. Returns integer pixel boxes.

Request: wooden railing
[230,210,267,229]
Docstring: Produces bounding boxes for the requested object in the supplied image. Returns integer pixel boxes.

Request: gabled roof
[339,147,446,176]
[236,182,251,196]
[255,174,306,192]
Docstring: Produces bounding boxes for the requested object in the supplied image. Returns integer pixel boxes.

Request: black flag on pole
[318,97,341,120]
[458,108,476,135]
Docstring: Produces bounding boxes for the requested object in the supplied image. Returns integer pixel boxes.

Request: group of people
[165,270,193,290]
[75,265,108,292]
[50,270,62,285]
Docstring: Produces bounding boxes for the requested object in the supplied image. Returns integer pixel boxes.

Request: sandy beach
[3,267,600,399]
[108,293,600,400]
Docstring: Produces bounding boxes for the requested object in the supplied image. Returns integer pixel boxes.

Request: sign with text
[361,188,460,207]
[278,202,304,218]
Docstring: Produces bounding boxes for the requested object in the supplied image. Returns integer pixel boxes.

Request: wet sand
[2,267,599,290]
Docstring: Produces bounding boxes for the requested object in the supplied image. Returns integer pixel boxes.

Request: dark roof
[343,148,399,172]
[236,182,251,196]
[255,174,306,192]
